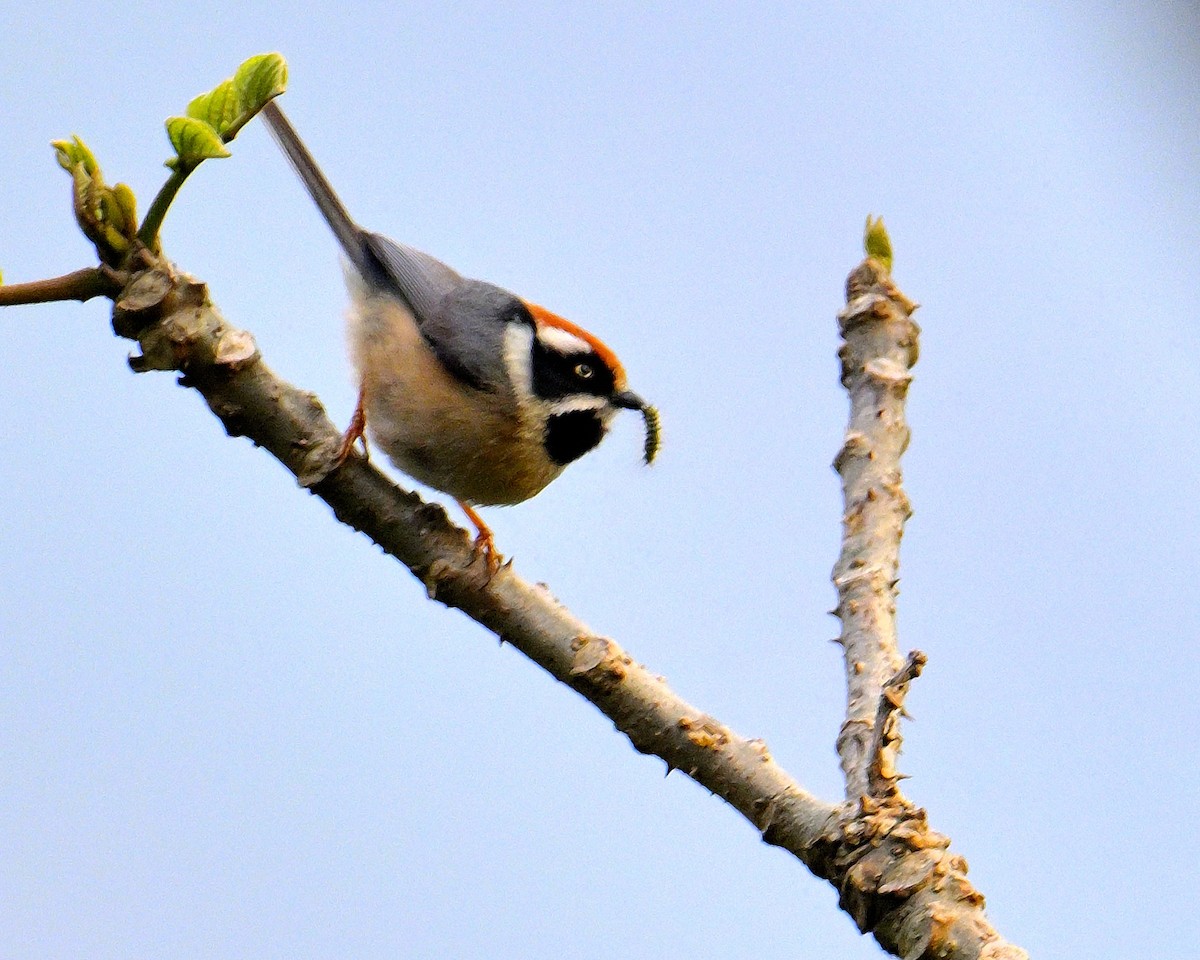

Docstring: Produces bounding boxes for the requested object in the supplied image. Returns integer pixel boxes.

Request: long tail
[261,100,366,270]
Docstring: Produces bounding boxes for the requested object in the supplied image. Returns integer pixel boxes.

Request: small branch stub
[868,649,928,798]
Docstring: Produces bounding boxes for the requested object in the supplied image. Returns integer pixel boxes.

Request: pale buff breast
[347,294,565,505]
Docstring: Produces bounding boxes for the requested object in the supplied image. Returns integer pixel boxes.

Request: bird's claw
[470,528,503,579]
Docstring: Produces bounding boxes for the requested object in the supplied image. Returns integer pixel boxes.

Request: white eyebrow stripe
[536,325,591,355]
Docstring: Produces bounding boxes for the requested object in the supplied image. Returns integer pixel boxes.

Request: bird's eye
[574,362,595,380]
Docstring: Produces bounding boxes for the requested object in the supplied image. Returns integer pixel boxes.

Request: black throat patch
[544,410,606,466]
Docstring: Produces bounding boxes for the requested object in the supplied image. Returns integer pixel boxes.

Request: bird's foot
[459,501,504,579]
[335,392,369,466]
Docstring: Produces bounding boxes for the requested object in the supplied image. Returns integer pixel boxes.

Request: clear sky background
[2,3,1197,958]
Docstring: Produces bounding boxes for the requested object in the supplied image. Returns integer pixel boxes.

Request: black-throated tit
[261,101,658,566]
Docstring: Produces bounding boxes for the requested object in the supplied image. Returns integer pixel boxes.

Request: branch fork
[3,200,1027,957]
[821,253,1025,958]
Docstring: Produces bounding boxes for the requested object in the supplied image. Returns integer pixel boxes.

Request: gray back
[365,233,523,395]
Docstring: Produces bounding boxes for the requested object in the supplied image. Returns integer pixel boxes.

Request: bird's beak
[611,389,647,411]
[611,390,661,465]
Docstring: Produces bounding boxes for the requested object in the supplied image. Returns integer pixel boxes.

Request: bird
[260,100,659,570]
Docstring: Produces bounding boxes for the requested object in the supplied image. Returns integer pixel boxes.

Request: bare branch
[0,266,122,306]
[107,256,841,861]
[822,257,1027,959]
[20,247,1027,960]
[832,257,921,802]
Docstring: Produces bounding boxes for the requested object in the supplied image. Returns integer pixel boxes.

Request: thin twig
[137,165,192,249]
[0,266,123,306]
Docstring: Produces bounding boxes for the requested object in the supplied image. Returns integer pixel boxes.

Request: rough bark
[1,248,1028,960]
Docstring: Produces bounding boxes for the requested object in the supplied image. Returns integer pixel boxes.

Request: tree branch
[819,260,1026,958]
[107,256,841,852]
[832,257,921,802]
[0,266,123,306]
[17,247,1026,960]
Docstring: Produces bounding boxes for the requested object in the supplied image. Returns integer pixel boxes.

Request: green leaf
[233,52,288,117]
[139,53,289,249]
[100,190,124,232]
[98,220,130,256]
[98,186,137,248]
[179,53,288,146]
[51,139,75,172]
[60,155,130,262]
[111,182,138,235]
[52,136,130,253]
[70,163,99,223]
[166,115,232,166]
[863,214,893,272]
[52,136,100,177]
[187,79,240,137]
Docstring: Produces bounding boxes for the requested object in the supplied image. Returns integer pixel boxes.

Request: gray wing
[361,232,464,324]
[367,235,523,394]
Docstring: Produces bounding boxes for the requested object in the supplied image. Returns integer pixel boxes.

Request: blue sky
[2,3,1197,957]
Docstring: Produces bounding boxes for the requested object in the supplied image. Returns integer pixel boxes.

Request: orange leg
[458,500,502,575]
[335,386,369,465]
